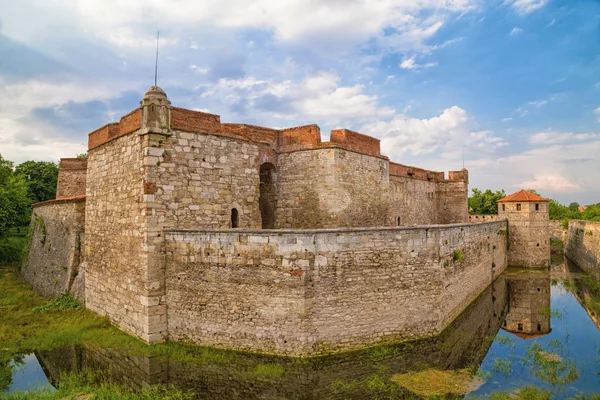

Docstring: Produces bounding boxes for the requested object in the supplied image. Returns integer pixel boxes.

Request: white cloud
[510,27,523,36]
[515,174,580,192]
[1,0,477,56]
[594,107,600,122]
[400,56,438,70]
[362,106,507,160]
[200,72,394,124]
[528,99,548,107]
[503,117,513,122]
[529,131,599,144]
[505,0,549,14]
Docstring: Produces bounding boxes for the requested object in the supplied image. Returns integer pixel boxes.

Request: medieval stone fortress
[22,86,552,356]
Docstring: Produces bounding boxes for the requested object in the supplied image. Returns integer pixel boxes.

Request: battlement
[329,128,381,157]
[389,162,444,181]
[88,109,141,150]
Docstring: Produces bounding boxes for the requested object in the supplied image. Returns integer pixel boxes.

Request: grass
[452,249,464,263]
[32,294,81,313]
[390,368,477,397]
[0,265,286,368]
[3,369,194,399]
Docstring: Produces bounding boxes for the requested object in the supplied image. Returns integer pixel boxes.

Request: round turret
[143,86,168,100]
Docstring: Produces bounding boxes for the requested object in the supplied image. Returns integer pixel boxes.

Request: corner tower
[498,189,550,268]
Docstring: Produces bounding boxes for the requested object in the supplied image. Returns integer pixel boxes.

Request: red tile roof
[502,329,551,340]
[497,189,549,203]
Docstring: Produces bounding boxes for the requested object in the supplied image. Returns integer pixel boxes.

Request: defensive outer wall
[22,86,511,356]
[565,220,600,279]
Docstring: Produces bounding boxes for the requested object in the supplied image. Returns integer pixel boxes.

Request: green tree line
[469,187,600,222]
[0,154,59,264]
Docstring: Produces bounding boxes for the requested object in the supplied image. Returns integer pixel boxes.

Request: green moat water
[1,261,599,399]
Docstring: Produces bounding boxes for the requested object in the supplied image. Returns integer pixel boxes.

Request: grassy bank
[0,265,287,398]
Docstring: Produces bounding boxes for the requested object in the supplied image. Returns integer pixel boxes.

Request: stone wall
[390,176,437,226]
[164,220,507,356]
[436,171,469,224]
[56,158,87,199]
[150,129,270,230]
[499,201,550,268]
[469,215,500,223]
[84,131,150,340]
[565,220,600,279]
[276,148,391,228]
[35,275,508,398]
[21,198,85,300]
[549,220,567,242]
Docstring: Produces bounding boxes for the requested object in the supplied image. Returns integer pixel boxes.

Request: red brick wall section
[330,129,381,157]
[221,124,279,148]
[279,125,322,152]
[119,109,141,136]
[389,162,444,181]
[88,110,142,151]
[88,123,118,150]
[171,107,221,134]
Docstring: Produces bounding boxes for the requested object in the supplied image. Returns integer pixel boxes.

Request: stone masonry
[498,190,550,268]
[22,86,517,356]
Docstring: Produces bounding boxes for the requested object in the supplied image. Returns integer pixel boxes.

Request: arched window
[231,208,239,228]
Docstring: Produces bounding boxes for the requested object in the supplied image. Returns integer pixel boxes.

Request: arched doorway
[259,163,277,229]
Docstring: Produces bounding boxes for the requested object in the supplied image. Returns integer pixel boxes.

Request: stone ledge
[165,220,507,236]
[32,195,86,208]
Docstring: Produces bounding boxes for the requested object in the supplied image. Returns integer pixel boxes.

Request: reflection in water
[502,272,551,338]
[31,277,509,399]
[8,266,600,399]
[470,264,600,398]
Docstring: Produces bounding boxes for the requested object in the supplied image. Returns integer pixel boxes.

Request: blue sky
[0,0,599,204]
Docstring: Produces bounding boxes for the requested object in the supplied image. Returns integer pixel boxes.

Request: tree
[549,199,582,220]
[14,160,59,203]
[468,188,506,215]
[568,202,580,212]
[0,155,30,237]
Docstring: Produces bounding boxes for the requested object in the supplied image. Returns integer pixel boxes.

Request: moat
[3,261,599,399]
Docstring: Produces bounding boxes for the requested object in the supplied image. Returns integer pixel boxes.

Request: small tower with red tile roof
[498,189,550,268]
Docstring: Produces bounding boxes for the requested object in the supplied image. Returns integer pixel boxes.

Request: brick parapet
[88,109,142,151]
[330,128,380,157]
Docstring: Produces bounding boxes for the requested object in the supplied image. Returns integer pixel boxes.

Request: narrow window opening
[503,321,507,327]
[537,323,541,332]
[537,243,540,247]
[535,203,539,211]
[231,208,239,228]
[518,322,523,331]
[516,204,521,211]
[397,217,401,226]
[502,204,505,211]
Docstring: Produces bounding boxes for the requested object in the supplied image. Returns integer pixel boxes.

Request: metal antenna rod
[154,31,160,87]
